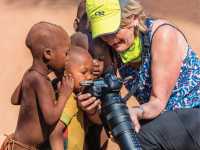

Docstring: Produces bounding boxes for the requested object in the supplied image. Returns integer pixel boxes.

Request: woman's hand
[129,107,144,133]
[76,93,101,115]
[92,59,104,79]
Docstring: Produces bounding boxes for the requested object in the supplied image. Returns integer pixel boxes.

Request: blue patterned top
[119,18,200,111]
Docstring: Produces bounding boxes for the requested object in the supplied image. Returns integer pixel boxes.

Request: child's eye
[82,71,87,75]
[81,69,88,75]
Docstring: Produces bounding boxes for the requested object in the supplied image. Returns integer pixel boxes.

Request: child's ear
[43,48,54,60]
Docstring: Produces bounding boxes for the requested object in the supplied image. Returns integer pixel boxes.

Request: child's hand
[76,93,101,115]
[58,74,74,98]
[93,59,104,79]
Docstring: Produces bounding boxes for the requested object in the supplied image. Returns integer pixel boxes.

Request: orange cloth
[1,134,37,150]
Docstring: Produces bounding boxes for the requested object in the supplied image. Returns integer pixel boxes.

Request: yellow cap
[86,0,121,39]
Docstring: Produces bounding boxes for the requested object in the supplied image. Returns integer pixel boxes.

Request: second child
[49,33,101,150]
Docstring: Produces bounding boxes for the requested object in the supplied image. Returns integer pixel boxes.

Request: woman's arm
[141,24,187,119]
[129,25,187,132]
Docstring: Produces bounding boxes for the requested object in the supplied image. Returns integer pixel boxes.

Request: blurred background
[0,0,199,144]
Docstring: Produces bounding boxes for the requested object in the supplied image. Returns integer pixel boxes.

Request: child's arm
[49,121,66,150]
[11,82,22,105]
[34,74,74,125]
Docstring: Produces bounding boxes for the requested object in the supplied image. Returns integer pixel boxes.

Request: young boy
[1,22,74,150]
[49,32,101,150]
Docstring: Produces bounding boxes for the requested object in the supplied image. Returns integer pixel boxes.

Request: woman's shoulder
[145,19,179,43]
[150,19,188,61]
[151,19,171,33]
[149,19,185,44]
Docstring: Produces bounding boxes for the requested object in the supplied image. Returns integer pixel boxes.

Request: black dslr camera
[80,67,141,150]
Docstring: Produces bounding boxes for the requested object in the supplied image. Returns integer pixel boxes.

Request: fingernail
[135,127,139,133]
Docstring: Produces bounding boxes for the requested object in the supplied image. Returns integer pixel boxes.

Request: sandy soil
[0,0,199,146]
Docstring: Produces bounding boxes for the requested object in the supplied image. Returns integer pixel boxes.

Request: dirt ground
[0,0,200,146]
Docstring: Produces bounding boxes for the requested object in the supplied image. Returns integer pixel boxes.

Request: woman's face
[101,16,139,52]
[101,26,135,52]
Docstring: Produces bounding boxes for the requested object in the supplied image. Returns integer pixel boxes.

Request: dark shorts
[138,108,200,150]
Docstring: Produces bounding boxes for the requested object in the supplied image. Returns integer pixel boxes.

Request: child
[73,0,117,77]
[49,35,101,150]
[70,32,89,50]
[73,3,118,147]
[1,22,74,150]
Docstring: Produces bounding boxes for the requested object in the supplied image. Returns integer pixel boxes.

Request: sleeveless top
[118,18,200,111]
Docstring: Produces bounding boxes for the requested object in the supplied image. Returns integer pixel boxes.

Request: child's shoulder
[22,69,50,88]
[11,69,45,105]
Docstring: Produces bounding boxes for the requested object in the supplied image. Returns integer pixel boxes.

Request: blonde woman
[75,0,200,149]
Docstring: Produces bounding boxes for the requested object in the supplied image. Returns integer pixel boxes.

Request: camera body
[80,67,141,150]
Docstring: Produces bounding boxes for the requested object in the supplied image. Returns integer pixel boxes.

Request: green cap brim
[90,13,121,39]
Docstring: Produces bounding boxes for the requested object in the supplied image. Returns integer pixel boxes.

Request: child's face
[69,55,93,91]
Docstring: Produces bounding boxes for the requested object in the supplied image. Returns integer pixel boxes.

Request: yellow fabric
[119,36,142,64]
[86,0,121,38]
[60,94,84,150]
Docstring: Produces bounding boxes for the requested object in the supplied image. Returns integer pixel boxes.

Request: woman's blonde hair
[120,0,147,33]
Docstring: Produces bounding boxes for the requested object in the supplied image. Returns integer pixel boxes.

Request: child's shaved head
[68,46,92,67]
[26,22,70,58]
[70,32,89,50]
[66,45,93,91]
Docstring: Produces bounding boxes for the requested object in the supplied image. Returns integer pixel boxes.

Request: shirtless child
[49,33,101,150]
[1,22,74,150]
